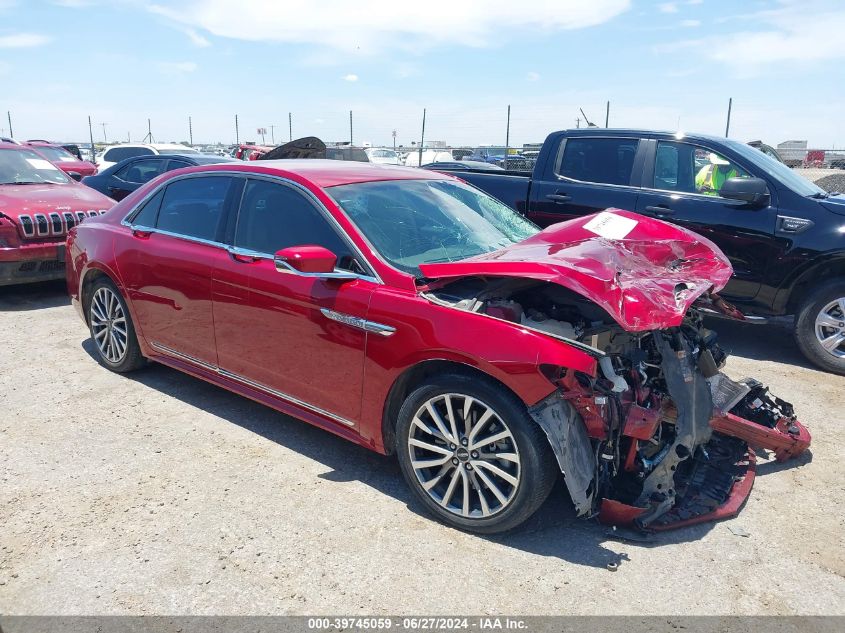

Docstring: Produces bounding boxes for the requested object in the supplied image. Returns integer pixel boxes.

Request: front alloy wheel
[795,280,845,375]
[408,393,521,518]
[396,374,557,534]
[814,298,845,359]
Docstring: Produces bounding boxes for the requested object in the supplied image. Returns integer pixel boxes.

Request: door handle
[644,205,674,215]
[545,193,571,204]
[131,228,152,238]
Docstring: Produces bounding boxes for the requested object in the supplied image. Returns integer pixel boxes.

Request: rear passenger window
[556,138,639,185]
[104,147,154,163]
[131,190,164,227]
[156,176,232,242]
[115,159,167,184]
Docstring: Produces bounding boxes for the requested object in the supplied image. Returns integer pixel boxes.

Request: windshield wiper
[809,191,830,199]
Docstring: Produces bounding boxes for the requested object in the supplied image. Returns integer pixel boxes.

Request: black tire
[794,279,845,375]
[395,372,558,534]
[86,277,145,373]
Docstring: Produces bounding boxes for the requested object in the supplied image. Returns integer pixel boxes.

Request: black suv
[455,129,845,374]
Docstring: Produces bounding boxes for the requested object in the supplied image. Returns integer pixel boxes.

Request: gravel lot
[1,281,844,615]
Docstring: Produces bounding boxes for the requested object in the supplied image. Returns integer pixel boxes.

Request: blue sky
[1,0,843,148]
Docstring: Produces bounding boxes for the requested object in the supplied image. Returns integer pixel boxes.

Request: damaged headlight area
[425,277,811,531]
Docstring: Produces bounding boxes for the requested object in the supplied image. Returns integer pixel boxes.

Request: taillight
[0,217,20,248]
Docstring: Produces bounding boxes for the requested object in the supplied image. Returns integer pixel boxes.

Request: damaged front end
[419,210,811,531]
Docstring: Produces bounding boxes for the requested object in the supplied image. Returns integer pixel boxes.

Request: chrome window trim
[120,170,383,284]
[552,135,643,189]
[18,214,34,237]
[150,340,356,428]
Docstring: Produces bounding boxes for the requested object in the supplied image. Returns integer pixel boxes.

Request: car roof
[190,159,449,188]
[559,128,735,143]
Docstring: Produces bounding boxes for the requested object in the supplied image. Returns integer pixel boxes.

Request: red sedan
[25,141,98,179]
[66,161,809,533]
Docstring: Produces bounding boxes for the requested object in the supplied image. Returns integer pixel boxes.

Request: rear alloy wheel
[87,279,145,373]
[396,374,557,534]
[795,280,845,375]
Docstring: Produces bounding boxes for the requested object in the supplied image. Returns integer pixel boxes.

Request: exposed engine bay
[424,276,811,531]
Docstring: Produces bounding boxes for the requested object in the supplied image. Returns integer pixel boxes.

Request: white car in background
[403,149,454,167]
[364,147,401,165]
[96,143,200,171]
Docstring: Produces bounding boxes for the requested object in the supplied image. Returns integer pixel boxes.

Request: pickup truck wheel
[395,373,557,534]
[795,280,845,375]
[87,278,145,373]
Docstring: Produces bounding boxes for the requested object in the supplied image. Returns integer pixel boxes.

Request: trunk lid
[419,209,733,331]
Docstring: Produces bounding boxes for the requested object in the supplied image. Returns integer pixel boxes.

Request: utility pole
[270,125,275,145]
[504,105,511,170]
[142,118,153,143]
[349,110,353,145]
[6,111,12,138]
[188,116,193,146]
[725,97,733,137]
[235,114,239,144]
[576,117,581,129]
[288,112,292,141]
[100,122,108,143]
[605,101,610,128]
[418,108,426,167]
[88,116,95,162]
[392,129,397,151]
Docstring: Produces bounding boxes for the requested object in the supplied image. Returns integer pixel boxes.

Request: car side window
[156,176,233,242]
[115,158,167,184]
[131,190,164,228]
[234,180,356,269]
[653,141,750,194]
[556,138,639,185]
[167,160,192,171]
[104,147,154,163]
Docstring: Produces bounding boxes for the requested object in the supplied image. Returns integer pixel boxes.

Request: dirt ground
[1,280,843,615]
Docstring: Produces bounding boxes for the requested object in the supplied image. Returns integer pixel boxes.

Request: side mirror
[719,177,769,207]
[274,245,357,280]
[68,171,82,182]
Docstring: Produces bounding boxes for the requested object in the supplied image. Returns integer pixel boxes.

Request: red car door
[212,177,376,425]
[119,175,238,367]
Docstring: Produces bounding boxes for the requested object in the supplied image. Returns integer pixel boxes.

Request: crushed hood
[419,209,733,331]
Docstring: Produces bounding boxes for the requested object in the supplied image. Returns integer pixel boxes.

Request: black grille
[19,215,34,237]
[63,212,76,230]
[50,212,63,234]
[34,214,49,235]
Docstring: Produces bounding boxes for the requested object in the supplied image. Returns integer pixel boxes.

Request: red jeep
[25,141,98,179]
[0,142,114,286]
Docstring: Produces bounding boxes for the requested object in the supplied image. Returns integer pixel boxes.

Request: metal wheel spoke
[481,451,519,463]
[412,416,449,443]
[474,467,508,506]
[112,324,127,337]
[473,475,492,517]
[422,464,453,491]
[462,396,475,437]
[444,395,460,446]
[838,298,845,316]
[440,468,461,507]
[425,402,455,443]
[473,460,519,487]
[460,468,470,517]
[467,409,494,445]
[409,437,452,456]
[820,332,845,352]
[816,314,841,329]
[93,327,108,340]
[411,455,452,470]
[471,429,511,450]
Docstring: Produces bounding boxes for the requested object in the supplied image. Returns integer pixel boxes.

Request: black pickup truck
[445,129,845,374]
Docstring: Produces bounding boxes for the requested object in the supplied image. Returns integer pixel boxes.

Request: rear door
[636,139,782,301]
[527,135,643,227]
[120,174,238,367]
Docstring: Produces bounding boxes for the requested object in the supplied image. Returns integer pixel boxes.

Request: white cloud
[660,1,845,73]
[158,61,198,74]
[687,0,703,5]
[184,28,210,47]
[680,19,700,27]
[52,0,95,6]
[0,33,51,48]
[343,73,359,82]
[148,0,631,53]
[659,2,679,13]
[526,71,540,81]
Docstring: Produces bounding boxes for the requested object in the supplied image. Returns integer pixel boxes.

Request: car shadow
[80,339,718,569]
[704,316,819,371]
[0,279,70,311]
